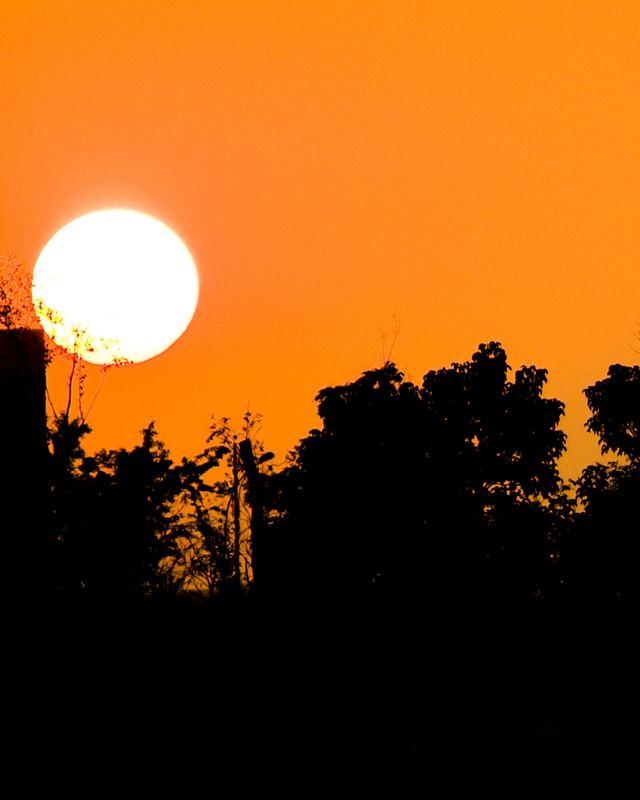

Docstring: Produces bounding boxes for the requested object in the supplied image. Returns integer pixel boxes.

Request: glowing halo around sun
[32,210,199,365]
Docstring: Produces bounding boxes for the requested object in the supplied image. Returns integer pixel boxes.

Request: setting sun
[32,210,198,365]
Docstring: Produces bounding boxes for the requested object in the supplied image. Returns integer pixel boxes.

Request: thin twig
[83,367,107,422]
[45,384,60,422]
[65,355,77,419]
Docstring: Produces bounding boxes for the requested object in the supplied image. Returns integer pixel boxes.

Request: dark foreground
[8,595,632,755]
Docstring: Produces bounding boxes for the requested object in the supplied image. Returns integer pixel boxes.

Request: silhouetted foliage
[159,412,273,600]
[54,422,190,602]
[50,414,275,604]
[419,343,568,605]
[266,343,567,607]
[583,364,639,461]
[564,363,639,604]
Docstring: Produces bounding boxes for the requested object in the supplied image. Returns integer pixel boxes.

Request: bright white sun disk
[32,210,199,365]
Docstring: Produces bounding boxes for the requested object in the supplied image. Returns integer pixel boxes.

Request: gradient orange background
[2,1,638,480]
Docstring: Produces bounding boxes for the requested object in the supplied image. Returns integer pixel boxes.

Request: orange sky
[1,0,638,480]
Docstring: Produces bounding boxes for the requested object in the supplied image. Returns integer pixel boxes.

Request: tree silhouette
[54,423,191,602]
[583,364,639,461]
[51,415,277,604]
[176,412,273,599]
[565,363,639,605]
[266,362,417,596]
[266,343,567,607]
[419,342,567,605]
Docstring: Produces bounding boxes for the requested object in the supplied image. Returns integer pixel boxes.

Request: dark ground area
[8,598,632,751]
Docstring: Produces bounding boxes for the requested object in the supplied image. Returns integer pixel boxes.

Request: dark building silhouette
[0,328,49,602]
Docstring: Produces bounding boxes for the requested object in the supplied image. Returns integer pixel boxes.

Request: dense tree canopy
[265,343,567,605]
[583,364,639,461]
[53,422,187,601]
